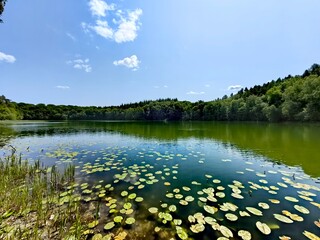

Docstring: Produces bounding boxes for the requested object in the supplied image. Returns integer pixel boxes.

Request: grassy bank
[0,148,86,239]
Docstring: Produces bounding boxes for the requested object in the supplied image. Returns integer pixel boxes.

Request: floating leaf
[175,194,184,199]
[273,214,293,223]
[314,220,320,228]
[125,217,135,225]
[256,221,271,235]
[169,205,177,212]
[238,230,252,240]
[239,211,250,217]
[166,193,174,198]
[135,197,144,202]
[188,215,196,223]
[174,219,182,225]
[225,213,238,221]
[220,225,233,238]
[284,196,299,202]
[294,205,310,214]
[246,207,263,216]
[190,223,205,233]
[279,236,291,240]
[258,202,270,209]
[125,209,133,215]
[199,197,207,202]
[88,220,99,229]
[114,216,123,223]
[182,186,191,191]
[161,203,168,208]
[92,234,103,240]
[185,196,195,202]
[303,230,320,240]
[176,227,188,240]
[204,216,216,225]
[269,199,280,204]
[179,200,188,206]
[148,207,158,214]
[231,193,244,199]
[121,191,128,197]
[123,202,132,210]
[216,192,225,198]
[128,193,137,200]
[204,205,218,214]
[104,222,115,230]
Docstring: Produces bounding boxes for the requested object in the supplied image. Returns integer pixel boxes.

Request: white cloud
[153,85,168,89]
[0,51,16,63]
[67,58,92,73]
[205,84,211,88]
[91,20,114,39]
[66,32,76,41]
[114,9,143,43]
[83,2,143,43]
[227,85,243,91]
[113,55,140,70]
[55,85,70,90]
[187,91,205,95]
[89,0,115,17]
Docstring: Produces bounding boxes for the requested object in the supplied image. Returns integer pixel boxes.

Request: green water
[0,121,319,239]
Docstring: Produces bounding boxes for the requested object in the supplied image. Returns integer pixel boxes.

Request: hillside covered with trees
[1,64,320,122]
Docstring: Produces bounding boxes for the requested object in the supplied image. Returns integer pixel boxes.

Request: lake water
[0,121,319,239]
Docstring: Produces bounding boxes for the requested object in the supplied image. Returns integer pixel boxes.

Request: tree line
[1,64,320,122]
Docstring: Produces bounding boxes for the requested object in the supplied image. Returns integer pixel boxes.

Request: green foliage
[0,0,7,23]
[0,95,22,120]
[1,64,320,122]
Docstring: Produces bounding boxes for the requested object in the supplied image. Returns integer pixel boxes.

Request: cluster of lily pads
[6,140,320,240]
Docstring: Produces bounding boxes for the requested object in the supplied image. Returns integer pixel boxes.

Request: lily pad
[294,205,310,214]
[121,191,128,197]
[148,207,158,214]
[273,214,293,223]
[104,222,115,230]
[284,196,299,202]
[114,216,123,223]
[190,223,205,233]
[303,230,319,240]
[258,202,270,209]
[246,207,263,216]
[88,220,99,229]
[128,193,137,200]
[123,202,132,210]
[204,205,218,214]
[256,221,271,235]
[135,197,144,202]
[220,225,233,238]
[239,211,250,217]
[176,227,188,240]
[125,217,135,225]
[238,230,252,240]
[169,205,177,212]
[225,213,238,221]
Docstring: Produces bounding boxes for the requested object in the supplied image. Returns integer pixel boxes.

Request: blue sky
[1,0,320,106]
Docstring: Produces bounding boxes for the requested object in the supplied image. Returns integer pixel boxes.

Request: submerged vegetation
[1,64,320,122]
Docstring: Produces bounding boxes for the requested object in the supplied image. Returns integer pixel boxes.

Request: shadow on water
[1,120,320,177]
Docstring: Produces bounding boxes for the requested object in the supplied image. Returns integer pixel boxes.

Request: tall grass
[0,150,86,239]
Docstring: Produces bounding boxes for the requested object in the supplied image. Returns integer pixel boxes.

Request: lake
[0,121,319,239]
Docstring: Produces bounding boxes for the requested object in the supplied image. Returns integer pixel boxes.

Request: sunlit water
[0,121,319,240]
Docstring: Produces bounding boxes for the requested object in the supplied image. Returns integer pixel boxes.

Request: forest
[1,64,320,122]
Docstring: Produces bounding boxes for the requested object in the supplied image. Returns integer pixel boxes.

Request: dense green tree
[0,0,7,22]
[2,64,320,122]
